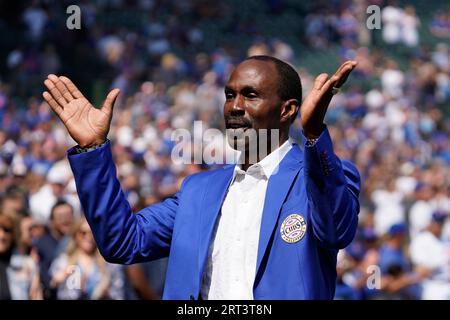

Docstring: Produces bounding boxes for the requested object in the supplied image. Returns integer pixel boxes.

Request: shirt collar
[232,138,293,180]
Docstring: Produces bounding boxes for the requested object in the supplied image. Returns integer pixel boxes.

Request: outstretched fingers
[333,61,357,88]
[320,61,357,94]
[59,76,84,99]
[43,91,63,118]
[313,73,329,91]
[44,76,67,108]
[50,74,74,102]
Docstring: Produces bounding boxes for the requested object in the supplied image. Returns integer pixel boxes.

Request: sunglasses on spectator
[0,226,13,234]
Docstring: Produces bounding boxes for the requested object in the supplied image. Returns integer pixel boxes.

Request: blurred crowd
[1,0,450,300]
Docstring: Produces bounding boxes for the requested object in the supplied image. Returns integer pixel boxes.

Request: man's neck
[241,136,288,171]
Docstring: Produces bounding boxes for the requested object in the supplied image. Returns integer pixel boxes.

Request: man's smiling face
[223,59,284,151]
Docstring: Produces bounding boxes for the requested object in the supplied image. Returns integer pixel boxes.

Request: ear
[280,99,300,124]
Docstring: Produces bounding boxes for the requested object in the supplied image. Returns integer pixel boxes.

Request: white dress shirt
[200,139,293,300]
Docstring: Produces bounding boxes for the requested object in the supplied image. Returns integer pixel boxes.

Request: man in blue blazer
[42,56,360,299]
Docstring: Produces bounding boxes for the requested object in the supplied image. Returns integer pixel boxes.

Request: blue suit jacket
[68,128,360,300]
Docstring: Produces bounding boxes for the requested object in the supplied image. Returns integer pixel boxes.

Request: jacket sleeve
[303,126,361,249]
[68,140,183,264]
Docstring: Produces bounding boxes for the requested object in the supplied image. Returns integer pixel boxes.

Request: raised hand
[43,74,120,148]
[301,60,357,138]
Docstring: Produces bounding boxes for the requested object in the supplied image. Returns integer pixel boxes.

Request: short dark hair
[245,55,302,123]
[245,55,302,101]
[50,200,73,220]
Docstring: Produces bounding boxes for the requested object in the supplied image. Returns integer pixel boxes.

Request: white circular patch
[280,214,307,244]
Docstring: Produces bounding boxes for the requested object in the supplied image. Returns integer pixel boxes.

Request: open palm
[43,75,120,148]
[301,60,357,138]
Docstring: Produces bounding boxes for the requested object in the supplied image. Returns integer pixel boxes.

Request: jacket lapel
[255,145,302,278]
[197,164,235,287]
[195,145,303,291]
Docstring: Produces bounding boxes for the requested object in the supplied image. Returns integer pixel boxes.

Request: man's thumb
[102,88,120,115]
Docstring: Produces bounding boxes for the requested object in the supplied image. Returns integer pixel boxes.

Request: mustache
[224,116,253,128]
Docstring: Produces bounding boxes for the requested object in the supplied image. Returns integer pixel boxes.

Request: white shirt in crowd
[409,196,450,240]
[409,200,436,238]
[201,139,293,300]
[382,6,403,44]
[371,188,405,236]
[410,231,450,300]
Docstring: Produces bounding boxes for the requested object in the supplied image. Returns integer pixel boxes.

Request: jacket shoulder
[340,159,361,195]
[340,160,361,180]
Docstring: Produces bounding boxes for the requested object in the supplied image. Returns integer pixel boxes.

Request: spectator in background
[371,177,405,236]
[432,44,450,103]
[381,60,404,99]
[0,187,28,218]
[430,10,450,39]
[401,6,420,47]
[410,212,450,299]
[34,200,74,299]
[18,215,38,258]
[409,183,435,239]
[378,224,421,299]
[335,243,367,300]
[379,224,409,273]
[21,0,48,43]
[29,160,74,223]
[49,217,111,300]
[0,214,42,299]
[382,3,403,45]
